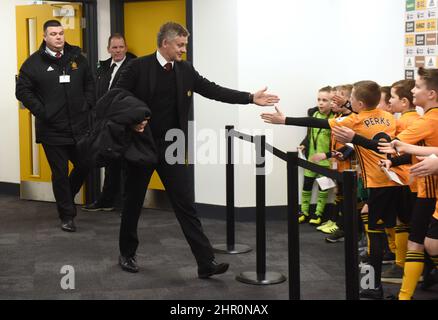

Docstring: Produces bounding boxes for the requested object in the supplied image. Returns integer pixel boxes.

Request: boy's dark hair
[418,67,438,93]
[380,86,391,105]
[108,33,126,48]
[353,81,381,109]
[157,22,190,47]
[391,79,415,107]
[319,86,332,93]
[43,20,62,33]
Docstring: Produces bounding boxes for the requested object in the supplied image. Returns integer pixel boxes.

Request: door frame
[109,0,193,62]
[110,0,195,205]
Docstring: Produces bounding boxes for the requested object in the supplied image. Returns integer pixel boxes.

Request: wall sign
[405,0,438,78]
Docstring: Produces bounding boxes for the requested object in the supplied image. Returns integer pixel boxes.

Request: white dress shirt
[45,46,64,57]
[108,56,127,89]
[156,50,174,70]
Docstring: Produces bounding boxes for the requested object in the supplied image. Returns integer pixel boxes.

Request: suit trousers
[42,144,89,220]
[98,158,122,206]
[119,158,215,267]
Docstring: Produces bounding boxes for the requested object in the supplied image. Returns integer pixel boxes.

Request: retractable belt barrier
[219,125,359,299]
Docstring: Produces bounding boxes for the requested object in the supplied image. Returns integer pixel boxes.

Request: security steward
[16,20,95,232]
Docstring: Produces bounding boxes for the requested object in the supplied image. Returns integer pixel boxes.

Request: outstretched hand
[410,156,438,177]
[260,106,286,125]
[252,86,280,106]
[332,95,347,107]
[332,126,355,144]
[378,140,400,155]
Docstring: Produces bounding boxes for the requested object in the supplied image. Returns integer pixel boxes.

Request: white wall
[0,0,22,184]
[192,0,240,206]
[193,0,405,207]
[97,0,111,61]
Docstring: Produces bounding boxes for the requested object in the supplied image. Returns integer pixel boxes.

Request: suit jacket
[95,52,137,101]
[115,52,252,139]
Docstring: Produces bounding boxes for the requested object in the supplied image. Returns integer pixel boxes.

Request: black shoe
[360,286,383,300]
[61,219,76,232]
[118,255,139,273]
[381,264,404,284]
[421,268,438,290]
[82,201,114,212]
[198,260,229,279]
[382,251,395,265]
[325,229,345,243]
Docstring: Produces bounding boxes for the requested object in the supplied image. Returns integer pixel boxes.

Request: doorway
[16,2,84,203]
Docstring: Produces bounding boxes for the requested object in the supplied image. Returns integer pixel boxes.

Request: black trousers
[98,158,122,206]
[42,144,89,220]
[119,158,215,267]
[409,198,436,244]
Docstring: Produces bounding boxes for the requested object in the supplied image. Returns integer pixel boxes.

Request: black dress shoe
[81,201,114,212]
[198,260,229,279]
[421,268,438,290]
[61,219,76,232]
[360,286,383,300]
[119,255,139,273]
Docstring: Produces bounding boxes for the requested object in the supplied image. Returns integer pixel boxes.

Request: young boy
[261,81,403,299]
[378,86,393,113]
[380,79,418,284]
[332,81,419,269]
[379,140,438,289]
[310,84,354,239]
[331,68,438,299]
[298,86,334,226]
[379,74,438,297]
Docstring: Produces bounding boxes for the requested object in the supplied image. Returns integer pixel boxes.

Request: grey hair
[157,22,190,47]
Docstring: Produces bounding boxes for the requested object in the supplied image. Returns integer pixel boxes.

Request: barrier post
[287,152,300,300]
[213,126,251,254]
[236,135,286,285]
[342,170,359,300]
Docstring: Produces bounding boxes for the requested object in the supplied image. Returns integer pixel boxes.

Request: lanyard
[311,127,324,151]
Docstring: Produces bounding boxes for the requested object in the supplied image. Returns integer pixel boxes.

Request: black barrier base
[213,244,252,255]
[236,271,287,285]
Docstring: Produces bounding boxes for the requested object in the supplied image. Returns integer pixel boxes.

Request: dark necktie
[108,63,117,89]
[109,63,117,76]
[164,62,172,72]
[55,51,62,59]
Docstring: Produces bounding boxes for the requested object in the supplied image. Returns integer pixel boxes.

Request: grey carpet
[0,194,437,300]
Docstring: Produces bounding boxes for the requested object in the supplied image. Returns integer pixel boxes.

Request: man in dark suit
[115,22,280,278]
[82,34,136,212]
